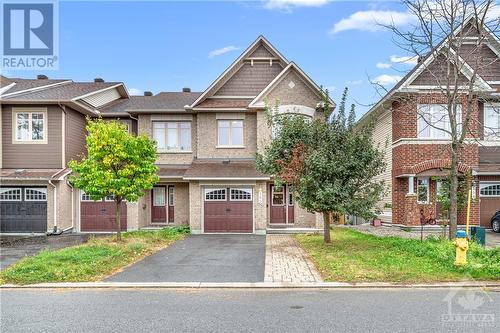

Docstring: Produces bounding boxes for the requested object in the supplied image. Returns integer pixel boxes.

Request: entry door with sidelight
[152,185,175,224]
[269,184,294,224]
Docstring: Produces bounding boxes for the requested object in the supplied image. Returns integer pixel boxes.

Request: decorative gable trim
[190,36,289,108]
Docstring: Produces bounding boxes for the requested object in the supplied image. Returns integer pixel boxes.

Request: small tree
[257,89,386,243]
[69,119,159,241]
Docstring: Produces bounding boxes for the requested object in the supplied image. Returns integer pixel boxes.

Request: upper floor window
[484,104,500,140]
[417,104,461,139]
[153,121,191,152]
[14,110,46,143]
[218,120,243,147]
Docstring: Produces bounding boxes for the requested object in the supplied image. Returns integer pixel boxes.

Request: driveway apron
[106,234,266,282]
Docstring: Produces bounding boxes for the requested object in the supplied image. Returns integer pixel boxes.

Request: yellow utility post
[465,188,472,237]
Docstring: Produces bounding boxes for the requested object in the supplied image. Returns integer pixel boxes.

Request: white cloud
[264,0,330,10]
[208,45,240,58]
[389,55,418,65]
[128,88,144,96]
[376,62,391,69]
[372,74,403,86]
[330,10,416,34]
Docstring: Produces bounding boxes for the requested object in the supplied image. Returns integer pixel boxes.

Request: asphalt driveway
[106,234,266,282]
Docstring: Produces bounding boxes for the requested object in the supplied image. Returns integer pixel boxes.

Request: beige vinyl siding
[65,108,87,164]
[2,104,63,168]
[371,109,393,221]
[81,88,121,108]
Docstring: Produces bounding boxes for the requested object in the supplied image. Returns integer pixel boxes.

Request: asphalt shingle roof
[0,75,69,94]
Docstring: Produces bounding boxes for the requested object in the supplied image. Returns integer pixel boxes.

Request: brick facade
[391,93,483,226]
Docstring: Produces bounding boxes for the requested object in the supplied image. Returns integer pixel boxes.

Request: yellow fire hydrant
[453,230,469,266]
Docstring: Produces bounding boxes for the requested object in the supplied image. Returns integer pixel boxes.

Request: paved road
[106,235,266,282]
[1,288,498,332]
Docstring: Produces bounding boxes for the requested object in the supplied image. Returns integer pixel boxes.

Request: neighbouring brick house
[0,36,330,234]
[362,20,500,229]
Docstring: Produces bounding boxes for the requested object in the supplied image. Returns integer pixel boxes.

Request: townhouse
[0,36,329,234]
[364,19,500,229]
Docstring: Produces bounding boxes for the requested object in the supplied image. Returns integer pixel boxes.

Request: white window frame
[81,192,95,202]
[153,187,166,206]
[204,188,227,201]
[217,120,244,147]
[24,188,47,201]
[153,121,192,152]
[13,108,48,144]
[416,177,430,204]
[168,186,175,206]
[483,103,500,140]
[0,188,22,201]
[230,188,252,201]
[271,186,285,206]
[417,104,461,139]
[479,182,500,197]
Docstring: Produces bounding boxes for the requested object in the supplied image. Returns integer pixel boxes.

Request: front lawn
[296,227,500,283]
[0,226,189,285]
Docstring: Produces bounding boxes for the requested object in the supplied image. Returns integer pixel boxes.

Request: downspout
[63,179,74,233]
[48,179,58,234]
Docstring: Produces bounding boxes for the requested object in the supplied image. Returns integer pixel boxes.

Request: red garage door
[204,188,253,233]
[80,193,127,232]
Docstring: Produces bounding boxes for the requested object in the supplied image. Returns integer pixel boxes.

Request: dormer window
[13,109,47,143]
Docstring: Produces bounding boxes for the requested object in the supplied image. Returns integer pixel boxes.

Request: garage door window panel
[25,188,47,201]
[480,183,500,197]
[230,188,252,201]
[205,188,226,201]
[0,188,22,201]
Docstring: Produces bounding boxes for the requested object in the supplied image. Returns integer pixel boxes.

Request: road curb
[1,281,499,289]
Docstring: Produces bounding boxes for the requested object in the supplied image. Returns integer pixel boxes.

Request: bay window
[14,110,46,143]
[218,120,243,147]
[153,122,191,152]
[484,104,500,140]
[417,104,461,139]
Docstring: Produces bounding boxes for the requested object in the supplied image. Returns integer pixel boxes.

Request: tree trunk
[323,212,331,243]
[449,145,458,240]
[115,199,122,241]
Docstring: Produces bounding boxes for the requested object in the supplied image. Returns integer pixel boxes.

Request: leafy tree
[435,173,470,220]
[69,118,159,241]
[257,89,386,243]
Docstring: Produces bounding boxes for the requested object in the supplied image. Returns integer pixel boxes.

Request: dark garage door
[80,193,127,232]
[204,188,253,233]
[0,187,47,233]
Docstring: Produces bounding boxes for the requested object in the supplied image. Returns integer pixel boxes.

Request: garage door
[0,187,47,233]
[80,193,127,232]
[204,188,253,233]
[480,182,500,228]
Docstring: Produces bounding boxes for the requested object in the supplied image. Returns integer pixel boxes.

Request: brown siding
[410,54,469,86]
[214,62,283,96]
[249,45,274,58]
[460,44,500,82]
[65,107,87,164]
[479,146,500,164]
[2,104,63,168]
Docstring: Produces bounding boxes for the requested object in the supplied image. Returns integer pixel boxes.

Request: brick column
[404,193,420,225]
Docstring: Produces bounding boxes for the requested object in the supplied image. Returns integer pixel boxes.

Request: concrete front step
[266,228,323,234]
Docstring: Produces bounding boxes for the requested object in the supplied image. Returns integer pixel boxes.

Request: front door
[152,185,175,224]
[269,184,294,224]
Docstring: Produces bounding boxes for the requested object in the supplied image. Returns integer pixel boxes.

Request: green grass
[0,226,189,285]
[296,227,500,283]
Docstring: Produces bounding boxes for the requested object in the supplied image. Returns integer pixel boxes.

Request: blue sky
[3,0,424,116]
